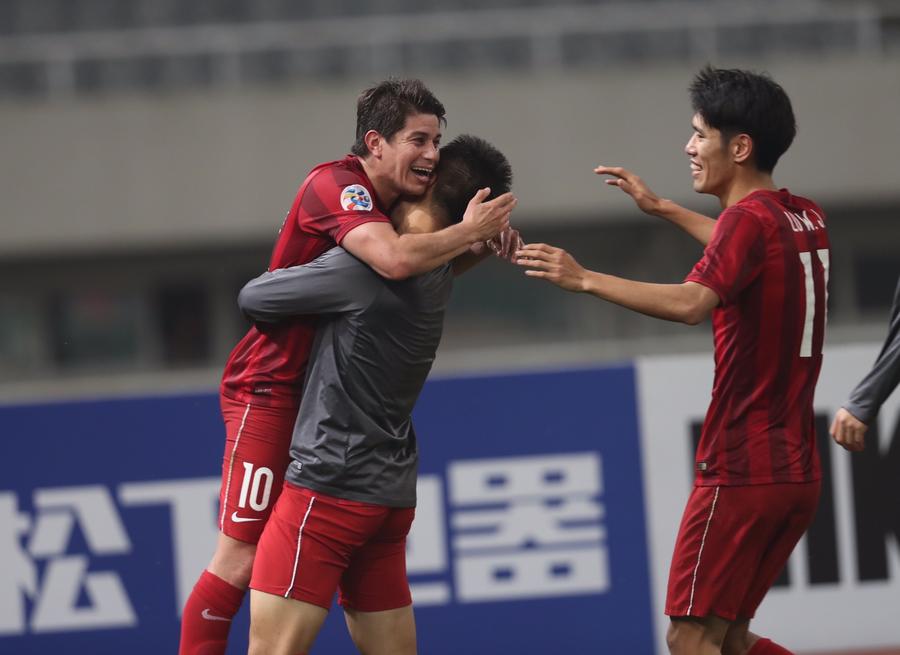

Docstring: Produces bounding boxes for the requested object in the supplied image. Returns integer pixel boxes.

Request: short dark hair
[689,66,796,173]
[351,78,446,156]
[430,135,513,224]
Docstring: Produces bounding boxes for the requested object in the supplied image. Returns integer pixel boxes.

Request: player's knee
[354,635,416,655]
[666,621,691,654]
[209,538,257,588]
[721,628,755,655]
[667,619,723,654]
[247,624,273,655]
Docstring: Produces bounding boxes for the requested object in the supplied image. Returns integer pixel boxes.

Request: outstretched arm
[595,165,716,246]
[341,188,516,280]
[516,242,719,325]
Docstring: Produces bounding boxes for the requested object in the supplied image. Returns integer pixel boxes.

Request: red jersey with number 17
[685,189,830,486]
[220,155,391,408]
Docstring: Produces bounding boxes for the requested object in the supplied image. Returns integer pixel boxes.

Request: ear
[364,130,383,158]
[732,133,753,165]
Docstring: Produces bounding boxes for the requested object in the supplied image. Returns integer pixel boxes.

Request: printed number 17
[798,249,830,358]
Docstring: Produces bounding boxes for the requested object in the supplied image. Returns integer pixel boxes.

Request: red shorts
[666,481,820,621]
[250,483,415,612]
[218,396,297,543]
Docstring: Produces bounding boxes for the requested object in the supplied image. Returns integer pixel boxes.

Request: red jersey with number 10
[685,189,830,486]
[220,155,391,408]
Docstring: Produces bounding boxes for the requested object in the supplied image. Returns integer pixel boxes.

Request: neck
[392,198,446,235]
[359,156,399,208]
[719,168,778,209]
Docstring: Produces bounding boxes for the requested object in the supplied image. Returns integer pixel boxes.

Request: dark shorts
[250,483,416,612]
[665,480,820,621]
[218,396,296,543]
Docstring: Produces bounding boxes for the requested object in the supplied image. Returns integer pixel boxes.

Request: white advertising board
[637,343,900,653]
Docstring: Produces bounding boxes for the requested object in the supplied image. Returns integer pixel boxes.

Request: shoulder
[304,158,377,213]
[791,194,827,223]
[419,263,454,294]
[319,247,387,286]
[307,157,369,190]
[715,202,766,234]
[311,246,371,272]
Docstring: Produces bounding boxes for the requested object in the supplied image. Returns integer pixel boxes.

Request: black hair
[689,65,796,173]
[351,78,446,156]
[430,135,513,224]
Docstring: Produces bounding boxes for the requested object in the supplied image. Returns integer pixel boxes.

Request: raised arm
[238,248,373,322]
[341,188,516,280]
[594,165,716,246]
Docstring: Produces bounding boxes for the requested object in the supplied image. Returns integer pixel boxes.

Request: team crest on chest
[341,184,373,211]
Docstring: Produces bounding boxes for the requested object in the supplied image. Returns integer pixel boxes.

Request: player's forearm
[655,199,716,246]
[580,272,709,325]
[392,223,479,278]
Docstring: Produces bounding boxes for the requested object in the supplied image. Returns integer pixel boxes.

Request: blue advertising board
[1,365,655,654]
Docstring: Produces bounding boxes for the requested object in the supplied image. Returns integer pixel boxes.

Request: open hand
[515,243,587,292]
[594,165,662,216]
[462,188,516,241]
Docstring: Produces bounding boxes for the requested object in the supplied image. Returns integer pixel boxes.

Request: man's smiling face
[379,112,442,200]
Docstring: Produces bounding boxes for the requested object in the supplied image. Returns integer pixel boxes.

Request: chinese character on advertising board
[449,453,608,602]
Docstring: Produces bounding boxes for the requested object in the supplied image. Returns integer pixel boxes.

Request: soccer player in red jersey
[517,66,829,655]
[178,79,516,655]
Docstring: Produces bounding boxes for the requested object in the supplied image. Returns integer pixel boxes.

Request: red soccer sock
[748,637,795,655]
[178,570,246,655]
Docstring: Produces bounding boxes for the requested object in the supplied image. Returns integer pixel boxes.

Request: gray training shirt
[238,247,453,507]
[844,276,900,424]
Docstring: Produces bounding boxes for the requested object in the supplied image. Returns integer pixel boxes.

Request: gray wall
[3,55,899,256]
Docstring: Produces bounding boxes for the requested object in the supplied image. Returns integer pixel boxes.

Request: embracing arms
[341,188,517,280]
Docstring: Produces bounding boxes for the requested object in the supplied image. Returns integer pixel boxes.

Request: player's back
[220,156,389,409]
[690,189,830,486]
[284,250,455,507]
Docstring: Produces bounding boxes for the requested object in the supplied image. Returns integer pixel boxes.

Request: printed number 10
[238,462,274,511]
[798,249,830,358]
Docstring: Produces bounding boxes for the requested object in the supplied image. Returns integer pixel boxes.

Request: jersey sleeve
[297,168,391,245]
[685,208,767,305]
[238,247,378,321]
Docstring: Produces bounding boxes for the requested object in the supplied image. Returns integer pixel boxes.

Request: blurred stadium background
[1,0,898,653]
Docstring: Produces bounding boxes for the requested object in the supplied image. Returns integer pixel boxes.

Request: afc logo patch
[340,184,373,212]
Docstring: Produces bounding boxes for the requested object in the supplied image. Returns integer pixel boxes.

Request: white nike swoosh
[201,608,231,622]
[231,511,262,523]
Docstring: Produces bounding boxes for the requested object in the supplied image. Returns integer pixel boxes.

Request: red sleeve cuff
[685,273,727,306]
[334,214,392,245]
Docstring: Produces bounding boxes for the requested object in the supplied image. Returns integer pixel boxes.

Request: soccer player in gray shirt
[238,135,514,655]
[831,277,900,451]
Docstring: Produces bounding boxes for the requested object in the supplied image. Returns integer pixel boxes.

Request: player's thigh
[338,506,416,613]
[218,397,296,543]
[736,480,820,617]
[666,485,794,622]
[344,604,416,655]
[249,589,328,655]
[251,484,388,609]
